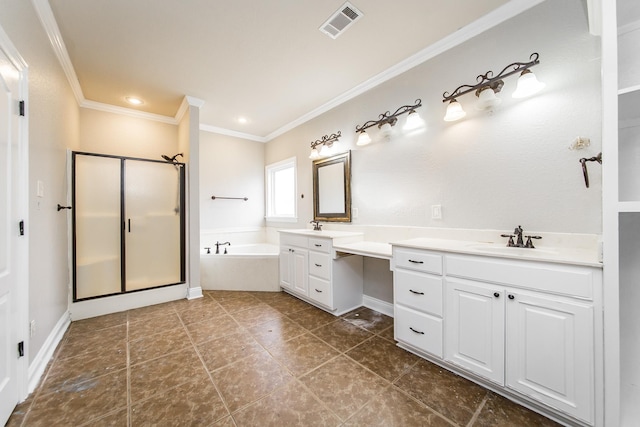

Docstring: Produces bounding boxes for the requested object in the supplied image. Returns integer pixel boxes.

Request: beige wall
[265,0,602,235]
[199,132,265,231]
[0,0,80,363]
[78,108,178,159]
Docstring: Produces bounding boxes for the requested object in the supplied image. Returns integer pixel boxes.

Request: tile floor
[7,291,561,426]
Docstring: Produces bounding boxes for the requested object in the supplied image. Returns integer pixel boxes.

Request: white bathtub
[200,243,280,291]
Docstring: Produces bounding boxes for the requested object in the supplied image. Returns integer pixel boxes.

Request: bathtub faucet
[310,220,322,231]
[215,241,231,254]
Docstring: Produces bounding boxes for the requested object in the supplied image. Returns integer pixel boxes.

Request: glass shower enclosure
[72,152,185,301]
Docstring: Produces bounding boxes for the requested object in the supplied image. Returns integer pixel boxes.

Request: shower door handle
[128,218,131,233]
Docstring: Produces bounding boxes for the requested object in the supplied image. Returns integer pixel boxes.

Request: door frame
[0,23,30,403]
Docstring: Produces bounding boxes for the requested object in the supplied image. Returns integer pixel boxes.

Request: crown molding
[199,124,268,143]
[264,0,545,142]
[31,0,84,104]
[80,99,178,125]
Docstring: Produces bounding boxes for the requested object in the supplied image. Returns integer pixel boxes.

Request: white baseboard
[187,286,203,300]
[363,295,394,317]
[28,310,70,394]
[70,284,188,320]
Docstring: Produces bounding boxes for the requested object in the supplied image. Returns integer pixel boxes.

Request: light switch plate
[431,205,442,220]
[37,180,44,198]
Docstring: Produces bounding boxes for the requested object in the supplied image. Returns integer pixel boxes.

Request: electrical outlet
[431,205,442,220]
[30,320,36,337]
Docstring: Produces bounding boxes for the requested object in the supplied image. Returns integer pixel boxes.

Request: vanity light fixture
[309,131,341,159]
[442,52,543,121]
[355,99,423,145]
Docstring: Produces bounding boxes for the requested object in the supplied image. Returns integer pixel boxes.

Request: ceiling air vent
[319,2,363,39]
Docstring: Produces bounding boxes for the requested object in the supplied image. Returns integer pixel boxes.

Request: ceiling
[46,0,515,140]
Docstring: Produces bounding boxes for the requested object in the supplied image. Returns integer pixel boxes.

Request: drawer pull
[314,244,322,247]
[409,289,424,295]
[314,263,322,267]
[408,259,424,264]
[409,327,425,335]
[315,288,322,293]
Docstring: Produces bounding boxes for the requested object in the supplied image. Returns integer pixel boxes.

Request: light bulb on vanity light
[379,121,393,136]
[309,148,320,159]
[403,110,425,131]
[476,86,501,110]
[512,69,545,98]
[443,99,466,122]
[356,130,372,146]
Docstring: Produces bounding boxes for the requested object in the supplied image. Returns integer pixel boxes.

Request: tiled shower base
[7,291,559,426]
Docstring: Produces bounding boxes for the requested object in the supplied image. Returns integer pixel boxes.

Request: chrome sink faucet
[310,220,322,231]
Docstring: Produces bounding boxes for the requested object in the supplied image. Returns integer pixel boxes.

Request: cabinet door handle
[409,289,424,295]
[508,294,515,300]
[315,288,322,293]
[408,259,424,264]
[409,327,425,335]
[314,263,322,267]
[128,218,131,233]
[493,292,500,298]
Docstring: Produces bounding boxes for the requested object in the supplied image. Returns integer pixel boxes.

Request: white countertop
[279,229,363,239]
[278,228,602,267]
[333,242,392,260]
[391,237,602,268]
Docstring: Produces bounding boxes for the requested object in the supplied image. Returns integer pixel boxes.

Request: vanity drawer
[308,276,332,308]
[395,269,443,316]
[394,248,443,275]
[445,254,595,299]
[395,305,443,358]
[309,252,331,280]
[309,238,331,253]
[280,233,308,248]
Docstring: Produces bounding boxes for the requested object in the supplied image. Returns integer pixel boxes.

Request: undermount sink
[465,243,559,256]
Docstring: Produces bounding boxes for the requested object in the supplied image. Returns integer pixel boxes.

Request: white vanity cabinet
[444,254,599,425]
[279,231,363,315]
[392,244,602,426]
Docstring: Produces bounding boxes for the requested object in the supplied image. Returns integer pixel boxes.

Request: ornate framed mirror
[312,151,351,222]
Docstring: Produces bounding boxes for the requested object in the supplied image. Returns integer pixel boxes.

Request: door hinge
[19,100,25,116]
[18,341,24,357]
[19,220,24,236]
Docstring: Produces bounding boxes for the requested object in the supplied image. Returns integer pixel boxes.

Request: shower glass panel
[124,160,182,291]
[72,152,185,302]
[74,155,122,299]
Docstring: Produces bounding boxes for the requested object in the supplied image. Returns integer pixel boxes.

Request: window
[265,157,297,221]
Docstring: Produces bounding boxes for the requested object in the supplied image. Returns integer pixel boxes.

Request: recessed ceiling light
[125,96,144,106]
[238,117,248,124]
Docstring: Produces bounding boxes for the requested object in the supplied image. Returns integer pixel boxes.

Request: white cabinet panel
[395,305,443,358]
[445,278,505,384]
[308,276,332,308]
[309,251,331,280]
[394,269,443,316]
[506,292,594,424]
[292,249,308,296]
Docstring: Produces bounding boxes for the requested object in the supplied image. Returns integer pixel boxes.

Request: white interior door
[0,42,24,425]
